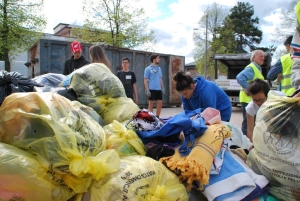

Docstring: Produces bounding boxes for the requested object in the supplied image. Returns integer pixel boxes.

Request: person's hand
[134,97,138,104]
[146,90,151,97]
[277,73,282,83]
[162,88,165,95]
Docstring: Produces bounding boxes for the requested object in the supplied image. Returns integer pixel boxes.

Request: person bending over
[173,71,232,122]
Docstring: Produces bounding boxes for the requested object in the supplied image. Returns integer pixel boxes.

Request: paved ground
[153,105,243,128]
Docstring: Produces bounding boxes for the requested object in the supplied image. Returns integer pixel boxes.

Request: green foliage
[210,18,238,54]
[193,2,264,79]
[75,0,155,50]
[0,0,46,71]
[194,50,227,80]
[227,2,263,52]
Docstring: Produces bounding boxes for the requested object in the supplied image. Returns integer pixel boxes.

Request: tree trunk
[4,50,10,72]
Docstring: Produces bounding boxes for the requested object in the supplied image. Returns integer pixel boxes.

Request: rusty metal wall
[29,39,184,107]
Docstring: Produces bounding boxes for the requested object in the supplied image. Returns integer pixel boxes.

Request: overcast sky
[43,0,294,64]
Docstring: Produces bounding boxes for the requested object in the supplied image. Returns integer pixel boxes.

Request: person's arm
[267,60,283,80]
[291,58,300,89]
[144,78,149,91]
[160,78,164,91]
[246,113,255,142]
[236,67,255,89]
[133,83,138,103]
[131,72,138,103]
[159,67,164,92]
[181,97,191,110]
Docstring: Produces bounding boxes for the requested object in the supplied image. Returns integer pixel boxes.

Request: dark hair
[89,45,111,69]
[173,71,194,91]
[122,57,130,63]
[247,78,270,97]
[284,35,293,46]
[150,54,159,62]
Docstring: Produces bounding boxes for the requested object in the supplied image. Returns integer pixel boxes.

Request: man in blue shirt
[144,54,165,118]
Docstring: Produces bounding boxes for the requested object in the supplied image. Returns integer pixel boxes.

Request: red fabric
[132,110,155,122]
[70,41,82,53]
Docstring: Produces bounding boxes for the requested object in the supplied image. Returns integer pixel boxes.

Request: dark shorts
[149,90,162,100]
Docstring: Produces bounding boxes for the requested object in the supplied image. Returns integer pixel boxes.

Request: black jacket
[63,55,90,75]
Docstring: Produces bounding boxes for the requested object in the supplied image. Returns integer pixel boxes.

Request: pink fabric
[201,107,221,125]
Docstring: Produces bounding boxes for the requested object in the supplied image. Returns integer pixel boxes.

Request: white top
[246,101,260,116]
[246,90,286,116]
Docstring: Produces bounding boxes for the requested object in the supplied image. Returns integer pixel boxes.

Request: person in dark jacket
[173,71,232,122]
[63,41,90,75]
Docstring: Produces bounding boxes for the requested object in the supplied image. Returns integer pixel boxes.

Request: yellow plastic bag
[103,120,146,156]
[101,97,140,125]
[247,90,300,201]
[0,92,118,193]
[68,63,138,125]
[70,63,126,109]
[88,155,189,201]
[0,142,75,201]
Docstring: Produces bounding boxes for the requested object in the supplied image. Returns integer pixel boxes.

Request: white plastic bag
[247,90,300,201]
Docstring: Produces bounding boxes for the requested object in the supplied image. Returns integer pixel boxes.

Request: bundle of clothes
[130,107,276,201]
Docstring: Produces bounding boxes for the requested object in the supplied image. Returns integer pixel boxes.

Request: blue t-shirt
[144,65,163,90]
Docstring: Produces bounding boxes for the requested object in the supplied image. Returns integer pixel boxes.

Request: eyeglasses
[253,98,266,104]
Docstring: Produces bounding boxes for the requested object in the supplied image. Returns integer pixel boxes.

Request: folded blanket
[241,185,269,201]
[210,137,231,175]
[160,123,231,190]
[231,150,269,189]
[203,150,257,201]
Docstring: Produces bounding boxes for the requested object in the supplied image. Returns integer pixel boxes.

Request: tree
[73,0,155,50]
[193,2,229,78]
[0,0,46,72]
[193,2,229,43]
[226,2,263,52]
[271,0,298,43]
[210,17,237,54]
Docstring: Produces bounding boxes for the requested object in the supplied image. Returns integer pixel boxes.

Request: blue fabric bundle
[136,108,207,156]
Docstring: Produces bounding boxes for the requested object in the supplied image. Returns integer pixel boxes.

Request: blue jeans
[241,102,248,135]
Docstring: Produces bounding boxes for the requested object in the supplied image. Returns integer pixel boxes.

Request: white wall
[11,61,29,77]
[0,52,29,77]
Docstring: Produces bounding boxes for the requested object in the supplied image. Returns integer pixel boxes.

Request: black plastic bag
[0,71,43,105]
[34,86,77,101]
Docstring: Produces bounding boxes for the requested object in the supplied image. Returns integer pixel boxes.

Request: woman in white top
[246,78,286,142]
[246,79,272,142]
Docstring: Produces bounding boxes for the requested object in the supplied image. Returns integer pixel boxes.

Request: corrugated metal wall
[28,39,184,107]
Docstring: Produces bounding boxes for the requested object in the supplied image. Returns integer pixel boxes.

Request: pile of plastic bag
[0,64,189,201]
